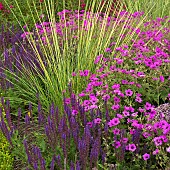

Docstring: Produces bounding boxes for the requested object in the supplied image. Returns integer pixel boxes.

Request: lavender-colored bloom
[70,161,75,170]
[33,162,38,170]
[23,140,32,164]
[132,128,142,144]
[0,119,12,146]
[25,114,30,124]
[56,155,62,168]
[50,155,56,170]
[76,161,81,170]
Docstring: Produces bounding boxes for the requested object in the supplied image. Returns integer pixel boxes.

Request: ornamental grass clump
[0,0,150,114]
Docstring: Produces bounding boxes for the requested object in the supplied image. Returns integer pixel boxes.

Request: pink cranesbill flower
[113,96,121,103]
[116,114,124,119]
[78,92,85,97]
[125,89,133,96]
[72,72,76,76]
[112,128,120,135]
[113,141,121,148]
[121,137,128,143]
[87,122,92,128]
[111,104,120,111]
[72,110,78,115]
[131,112,138,117]
[135,96,142,103]
[102,94,110,101]
[0,2,4,10]
[122,79,128,84]
[112,84,120,90]
[94,54,103,64]
[142,132,151,138]
[83,70,90,76]
[90,105,98,109]
[122,110,130,117]
[153,149,159,155]
[143,153,150,161]
[108,118,120,127]
[153,137,162,146]
[94,118,102,124]
[83,100,90,106]
[64,98,71,104]
[160,75,164,82]
[166,146,170,153]
[105,48,112,53]
[144,102,152,110]
[128,143,137,152]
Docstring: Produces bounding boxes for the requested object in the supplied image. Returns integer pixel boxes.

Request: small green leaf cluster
[0,128,13,170]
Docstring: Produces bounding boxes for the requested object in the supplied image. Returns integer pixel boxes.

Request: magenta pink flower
[123,110,130,117]
[112,128,120,135]
[116,114,124,119]
[153,149,159,155]
[160,75,164,82]
[125,89,133,96]
[153,137,162,146]
[128,143,137,152]
[108,118,120,127]
[166,146,170,153]
[114,141,121,148]
[113,96,120,103]
[142,132,151,138]
[105,48,112,53]
[111,104,120,111]
[112,84,120,90]
[144,102,152,110]
[64,98,71,104]
[0,2,4,10]
[94,118,102,124]
[72,110,78,115]
[143,153,150,161]
[121,137,128,143]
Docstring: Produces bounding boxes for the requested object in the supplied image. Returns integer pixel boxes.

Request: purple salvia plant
[78,138,88,169]
[132,128,142,145]
[23,139,32,165]
[56,155,62,169]
[90,137,101,168]
[50,155,56,170]
[5,100,13,131]
[70,161,75,170]
[0,112,13,146]
[76,161,81,170]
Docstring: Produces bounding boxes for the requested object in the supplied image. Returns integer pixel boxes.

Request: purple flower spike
[25,113,30,124]
[50,155,56,170]
[76,161,81,170]
[56,155,62,169]
[70,161,75,170]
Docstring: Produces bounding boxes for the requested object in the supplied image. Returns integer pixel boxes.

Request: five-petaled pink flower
[127,143,137,152]
[125,89,133,96]
[108,118,120,127]
[143,153,150,160]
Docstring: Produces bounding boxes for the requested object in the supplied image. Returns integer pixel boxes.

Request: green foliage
[124,0,170,19]
[0,126,14,170]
